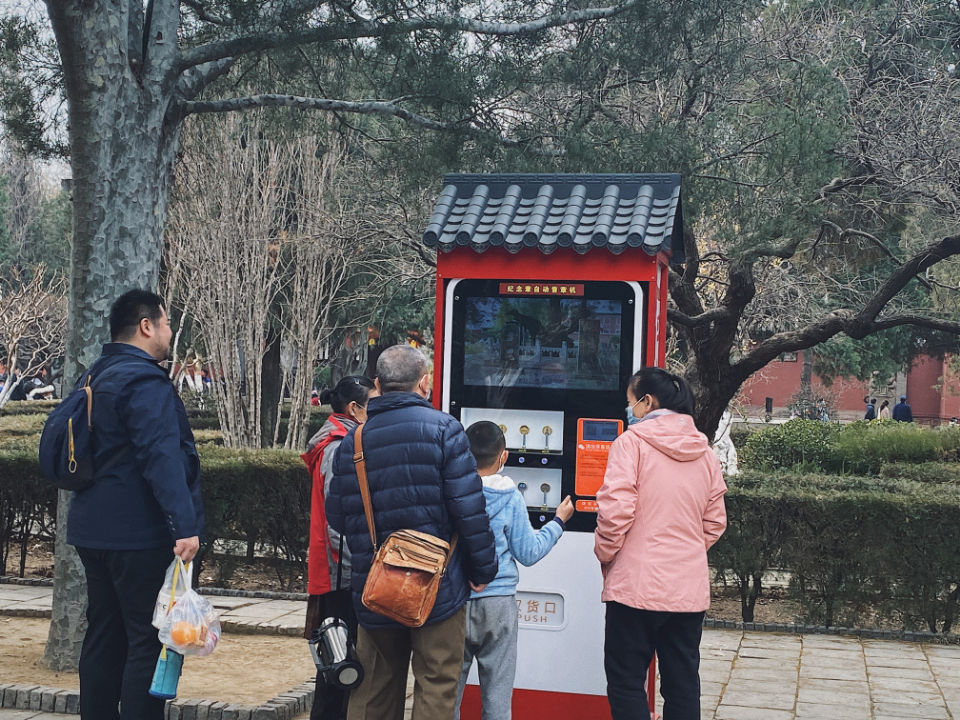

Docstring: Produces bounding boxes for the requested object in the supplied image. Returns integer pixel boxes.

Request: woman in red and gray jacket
[302,375,377,720]
[595,368,727,720]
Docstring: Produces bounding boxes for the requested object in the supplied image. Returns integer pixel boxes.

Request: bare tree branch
[868,314,960,334]
[731,234,960,379]
[180,0,228,26]
[181,93,555,151]
[177,58,238,100]
[820,220,934,291]
[177,0,642,71]
[667,306,731,328]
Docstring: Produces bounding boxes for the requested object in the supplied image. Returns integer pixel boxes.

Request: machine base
[459,685,612,720]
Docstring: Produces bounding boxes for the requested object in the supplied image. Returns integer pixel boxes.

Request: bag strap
[353,425,378,552]
[335,533,345,590]
[352,424,460,564]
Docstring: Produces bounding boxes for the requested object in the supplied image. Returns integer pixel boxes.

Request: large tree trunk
[43,0,182,670]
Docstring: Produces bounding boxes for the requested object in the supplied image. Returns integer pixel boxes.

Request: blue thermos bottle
[149,646,183,699]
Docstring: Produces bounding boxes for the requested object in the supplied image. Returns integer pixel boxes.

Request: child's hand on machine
[556,495,574,523]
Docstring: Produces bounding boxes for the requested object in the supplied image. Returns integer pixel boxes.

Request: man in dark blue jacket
[893,395,913,422]
[67,289,203,720]
[327,344,497,720]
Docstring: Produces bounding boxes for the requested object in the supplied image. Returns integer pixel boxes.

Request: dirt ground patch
[0,616,316,706]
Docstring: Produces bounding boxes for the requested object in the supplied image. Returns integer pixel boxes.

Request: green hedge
[0,400,59,416]
[0,449,58,576]
[711,469,960,632]
[5,408,960,630]
[740,419,960,474]
[2,402,330,447]
[0,442,312,588]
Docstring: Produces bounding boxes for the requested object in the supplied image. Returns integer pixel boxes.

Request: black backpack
[38,361,133,490]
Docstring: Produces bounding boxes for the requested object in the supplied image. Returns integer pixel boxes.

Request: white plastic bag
[152,558,191,630]
[156,558,221,656]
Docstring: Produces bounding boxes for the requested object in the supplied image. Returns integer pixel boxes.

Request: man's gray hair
[377,344,429,393]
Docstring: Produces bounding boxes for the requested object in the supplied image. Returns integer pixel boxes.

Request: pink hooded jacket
[594,411,727,613]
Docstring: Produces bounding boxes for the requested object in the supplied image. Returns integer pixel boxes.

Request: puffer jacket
[326,392,497,629]
[67,343,204,550]
[594,410,727,613]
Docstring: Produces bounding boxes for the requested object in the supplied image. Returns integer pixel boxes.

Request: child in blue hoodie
[455,421,575,720]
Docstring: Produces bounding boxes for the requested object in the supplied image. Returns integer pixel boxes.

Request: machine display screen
[581,420,620,442]
[462,296,623,391]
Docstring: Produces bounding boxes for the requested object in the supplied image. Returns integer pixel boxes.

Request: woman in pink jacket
[594,368,727,720]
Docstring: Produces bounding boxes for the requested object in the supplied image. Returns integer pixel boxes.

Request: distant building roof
[422,173,683,260]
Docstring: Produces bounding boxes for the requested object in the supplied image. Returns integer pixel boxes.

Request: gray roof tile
[422,173,683,260]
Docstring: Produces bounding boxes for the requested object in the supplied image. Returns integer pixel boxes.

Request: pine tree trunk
[43,0,182,670]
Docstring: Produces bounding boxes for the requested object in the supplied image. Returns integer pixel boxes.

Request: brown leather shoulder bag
[352,425,458,628]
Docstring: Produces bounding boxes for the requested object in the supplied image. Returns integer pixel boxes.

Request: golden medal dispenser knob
[542,425,553,453]
[519,424,530,452]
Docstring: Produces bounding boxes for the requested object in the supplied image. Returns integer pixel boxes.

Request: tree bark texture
[43,0,183,670]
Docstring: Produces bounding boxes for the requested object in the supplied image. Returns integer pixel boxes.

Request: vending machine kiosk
[423,173,684,719]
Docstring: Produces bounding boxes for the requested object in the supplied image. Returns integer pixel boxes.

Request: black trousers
[76,546,174,720]
[307,590,358,720]
[604,602,705,720]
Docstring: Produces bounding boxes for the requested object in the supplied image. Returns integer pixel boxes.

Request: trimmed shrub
[832,421,940,474]
[0,449,57,576]
[711,469,960,632]
[0,400,58,416]
[200,446,311,589]
[729,424,757,449]
[739,419,840,471]
[879,462,960,484]
[0,441,313,589]
[741,418,960,474]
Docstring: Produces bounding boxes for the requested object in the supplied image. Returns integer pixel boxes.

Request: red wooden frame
[431,246,670,402]
[430,245,667,718]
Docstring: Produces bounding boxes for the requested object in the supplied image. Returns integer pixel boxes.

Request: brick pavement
[0,584,304,635]
[3,584,960,718]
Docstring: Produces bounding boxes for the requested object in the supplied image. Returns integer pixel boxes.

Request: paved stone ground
[0,584,303,635]
[699,629,960,720]
[4,584,960,719]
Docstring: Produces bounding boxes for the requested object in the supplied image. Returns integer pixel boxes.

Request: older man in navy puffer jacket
[327,344,497,720]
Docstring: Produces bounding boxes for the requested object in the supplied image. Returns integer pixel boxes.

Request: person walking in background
[863,396,877,420]
[302,375,378,720]
[454,421,574,720]
[893,395,913,422]
[66,290,203,720]
[878,399,891,420]
[26,367,56,399]
[595,368,727,720]
[326,344,497,720]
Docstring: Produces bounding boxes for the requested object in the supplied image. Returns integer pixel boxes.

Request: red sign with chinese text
[498,282,585,297]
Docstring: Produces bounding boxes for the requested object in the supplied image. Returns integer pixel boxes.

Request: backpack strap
[77,356,169,477]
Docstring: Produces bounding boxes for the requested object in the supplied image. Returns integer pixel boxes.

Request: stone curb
[0,577,50,587]
[0,576,308,602]
[0,681,315,718]
[0,608,304,637]
[6,574,960,643]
